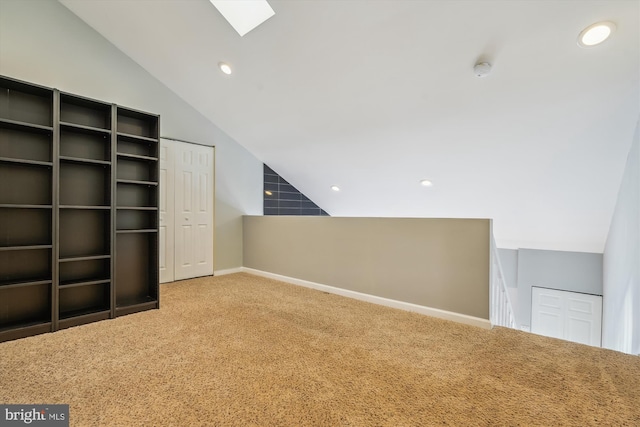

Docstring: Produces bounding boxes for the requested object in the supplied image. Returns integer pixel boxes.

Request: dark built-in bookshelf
[0,75,159,342]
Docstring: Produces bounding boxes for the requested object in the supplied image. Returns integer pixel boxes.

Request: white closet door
[531,287,602,347]
[530,288,564,340]
[159,140,175,283]
[174,141,214,280]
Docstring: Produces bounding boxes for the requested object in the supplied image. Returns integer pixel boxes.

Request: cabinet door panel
[173,141,214,281]
[158,141,175,283]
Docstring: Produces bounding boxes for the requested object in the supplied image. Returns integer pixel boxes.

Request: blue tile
[279,200,301,208]
[279,192,301,201]
[264,199,278,208]
[279,183,298,194]
[278,208,301,216]
[278,176,291,185]
[264,174,279,183]
[264,182,279,192]
[263,163,330,217]
[301,208,321,216]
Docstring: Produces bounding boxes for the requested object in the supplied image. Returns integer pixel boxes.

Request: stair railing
[490,236,518,329]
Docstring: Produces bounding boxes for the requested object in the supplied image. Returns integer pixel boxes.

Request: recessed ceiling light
[578,21,616,47]
[420,179,433,187]
[330,185,340,192]
[219,62,232,75]
[265,190,272,196]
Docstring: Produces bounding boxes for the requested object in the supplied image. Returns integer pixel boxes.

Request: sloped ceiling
[59,0,639,252]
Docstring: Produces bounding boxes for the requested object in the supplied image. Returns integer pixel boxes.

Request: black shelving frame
[0,77,54,341]
[0,75,159,342]
[114,106,159,316]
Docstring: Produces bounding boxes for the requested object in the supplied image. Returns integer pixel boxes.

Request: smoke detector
[473,62,492,78]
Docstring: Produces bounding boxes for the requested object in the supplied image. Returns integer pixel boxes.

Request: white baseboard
[240,267,491,329]
[214,267,244,276]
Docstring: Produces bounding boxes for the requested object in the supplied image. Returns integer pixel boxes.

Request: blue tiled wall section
[264,164,329,216]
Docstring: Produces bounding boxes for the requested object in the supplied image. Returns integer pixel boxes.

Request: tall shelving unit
[0,78,55,341]
[0,76,159,342]
[57,93,113,330]
[115,107,159,316]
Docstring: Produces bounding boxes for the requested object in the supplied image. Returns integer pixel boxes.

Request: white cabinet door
[159,139,214,283]
[174,141,214,281]
[159,141,175,284]
[531,287,602,347]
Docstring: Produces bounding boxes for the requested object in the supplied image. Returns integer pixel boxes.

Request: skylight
[209,0,275,37]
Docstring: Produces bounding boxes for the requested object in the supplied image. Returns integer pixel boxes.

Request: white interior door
[531,287,602,347]
[159,139,214,283]
[174,141,214,280]
[159,141,175,284]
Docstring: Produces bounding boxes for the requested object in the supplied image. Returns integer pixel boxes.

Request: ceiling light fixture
[265,190,272,196]
[210,0,275,37]
[473,62,492,78]
[330,185,340,192]
[219,62,232,75]
[420,180,433,187]
[578,21,616,47]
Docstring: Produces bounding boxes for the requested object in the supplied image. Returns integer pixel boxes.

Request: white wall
[516,249,603,328]
[497,248,518,288]
[603,120,640,355]
[0,0,263,270]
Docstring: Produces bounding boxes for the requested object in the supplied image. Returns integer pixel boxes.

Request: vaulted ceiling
[59,0,639,253]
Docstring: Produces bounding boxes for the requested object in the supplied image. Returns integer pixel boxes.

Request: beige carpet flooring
[0,273,639,426]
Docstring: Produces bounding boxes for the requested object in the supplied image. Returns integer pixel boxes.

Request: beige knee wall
[243,216,490,320]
